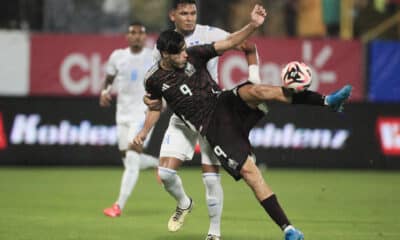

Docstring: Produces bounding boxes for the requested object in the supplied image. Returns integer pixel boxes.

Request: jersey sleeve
[206,26,230,42]
[105,50,119,76]
[144,75,162,100]
[187,44,219,67]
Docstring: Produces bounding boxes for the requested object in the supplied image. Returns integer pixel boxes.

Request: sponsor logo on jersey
[377,117,400,156]
[162,83,170,91]
[0,113,7,150]
[249,123,350,150]
[184,63,196,77]
[9,114,117,146]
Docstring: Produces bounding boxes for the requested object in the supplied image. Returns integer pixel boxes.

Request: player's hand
[99,88,112,107]
[250,4,267,27]
[143,94,163,111]
[129,131,147,153]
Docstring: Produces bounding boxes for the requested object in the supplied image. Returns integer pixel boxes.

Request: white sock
[203,173,223,237]
[248,64,261,84]
[139,153,159,169]
[117,151,140,209]
[158,167,191,209]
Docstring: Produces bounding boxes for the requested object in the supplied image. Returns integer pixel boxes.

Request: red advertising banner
[30,35,363,100]
[219,38,363,100]
[377,117,400,156]
[30,34,155,96]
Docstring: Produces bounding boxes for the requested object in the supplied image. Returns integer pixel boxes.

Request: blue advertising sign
[369,40,400,102]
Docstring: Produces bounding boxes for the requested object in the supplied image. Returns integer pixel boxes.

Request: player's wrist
[248,65,261,84]
[249,22,259,29]
[101,85,112,95]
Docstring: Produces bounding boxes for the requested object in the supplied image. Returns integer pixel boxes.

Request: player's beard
[172,60,186,69]
[179,27,194,36]
[130,43,143,53]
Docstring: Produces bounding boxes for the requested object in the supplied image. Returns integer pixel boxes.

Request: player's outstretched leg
[284,226,304,240]
[240,157,304,240]
[325,84,352,112]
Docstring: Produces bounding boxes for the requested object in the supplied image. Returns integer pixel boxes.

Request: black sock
[290,89,325,106]
[260,194,291,230]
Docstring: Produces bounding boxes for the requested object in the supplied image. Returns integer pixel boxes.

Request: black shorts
[205,82,264,180]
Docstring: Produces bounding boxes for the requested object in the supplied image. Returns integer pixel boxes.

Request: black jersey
[145,44,221,134]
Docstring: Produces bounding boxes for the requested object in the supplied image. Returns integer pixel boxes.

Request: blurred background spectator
[0,0,399,40]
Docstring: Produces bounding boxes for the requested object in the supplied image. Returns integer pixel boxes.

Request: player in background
[99,21,159,217]
[148,1,261,239]
[133,4,353,240]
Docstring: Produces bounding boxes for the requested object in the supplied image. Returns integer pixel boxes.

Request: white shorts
[159,114,220,166]
[117,121,153,151]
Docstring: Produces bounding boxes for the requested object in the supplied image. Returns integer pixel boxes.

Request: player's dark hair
[129,21,145,28]
[127,21,146,33]
[157,30,185,55]
[171,0,196,9]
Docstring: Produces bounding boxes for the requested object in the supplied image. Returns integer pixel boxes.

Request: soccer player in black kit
[132,4,352,240]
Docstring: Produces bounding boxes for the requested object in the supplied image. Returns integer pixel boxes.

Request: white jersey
[153,24,229,82]
[106,47,154,124]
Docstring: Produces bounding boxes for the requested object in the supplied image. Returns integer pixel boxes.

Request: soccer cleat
[205,234,221,240]
[103,203,121,217]
[284,226,304,240]
[168,198,194,232]
[325,84,352,112]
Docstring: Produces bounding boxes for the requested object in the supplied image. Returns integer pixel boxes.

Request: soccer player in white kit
[100,22,159,217]
[148,1,261,239]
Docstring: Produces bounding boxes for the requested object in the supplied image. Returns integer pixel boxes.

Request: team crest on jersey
[184,63,196,77]
[228,158,239,170]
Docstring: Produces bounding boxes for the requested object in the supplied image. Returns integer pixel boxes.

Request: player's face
[166,45,188,69]
[170,4,197,35]
[127,25,146,51]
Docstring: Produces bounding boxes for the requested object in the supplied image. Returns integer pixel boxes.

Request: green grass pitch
[0,167,399,240]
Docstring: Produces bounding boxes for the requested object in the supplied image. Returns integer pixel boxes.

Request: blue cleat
[325,85,352,112]
[284,226,304,240]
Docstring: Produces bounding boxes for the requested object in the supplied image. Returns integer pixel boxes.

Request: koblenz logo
[377,117,400,156]
[10,114,117,146]
[249,123,350,150]
[0,113,7,150]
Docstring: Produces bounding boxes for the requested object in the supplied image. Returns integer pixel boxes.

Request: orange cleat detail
[103,204,121,217]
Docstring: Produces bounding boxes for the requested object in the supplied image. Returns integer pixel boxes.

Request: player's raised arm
[214,4,266,55]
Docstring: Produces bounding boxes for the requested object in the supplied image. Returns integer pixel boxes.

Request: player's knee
[158,167,177,184]
[202,173,221,189]
[240,158,259,179]
[124,151,140,170]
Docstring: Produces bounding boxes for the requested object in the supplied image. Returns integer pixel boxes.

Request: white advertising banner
[0,31,29,96]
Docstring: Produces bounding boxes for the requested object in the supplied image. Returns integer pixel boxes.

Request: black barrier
[0,97,399,168]
[0,96,170,165]
[250,102,400,169]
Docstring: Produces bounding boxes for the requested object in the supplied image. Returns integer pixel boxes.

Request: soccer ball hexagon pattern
[281,61,312,92]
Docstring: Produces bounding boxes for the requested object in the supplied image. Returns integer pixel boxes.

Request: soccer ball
[281,61,312,92]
